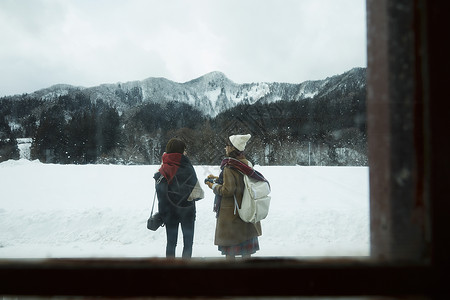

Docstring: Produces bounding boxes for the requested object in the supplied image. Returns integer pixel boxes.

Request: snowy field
[0,159,370,259]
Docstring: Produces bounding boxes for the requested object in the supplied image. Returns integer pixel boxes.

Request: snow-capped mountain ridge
[29,67,366,117]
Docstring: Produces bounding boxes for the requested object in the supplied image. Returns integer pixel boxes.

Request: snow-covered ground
[0,159,370,259]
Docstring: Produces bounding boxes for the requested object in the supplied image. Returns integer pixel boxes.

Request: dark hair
[165,138,186,154]
[228,149,243,158]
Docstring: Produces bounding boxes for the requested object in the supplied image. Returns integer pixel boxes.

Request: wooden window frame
[1,0,449,298]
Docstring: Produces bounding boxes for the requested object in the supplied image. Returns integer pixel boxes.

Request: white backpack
[234,163,271,223]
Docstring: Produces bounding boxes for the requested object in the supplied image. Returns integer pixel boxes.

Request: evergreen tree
[31,105,67,163]
[0,115,20,162]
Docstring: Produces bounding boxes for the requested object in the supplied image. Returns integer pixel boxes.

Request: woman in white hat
[205,134,262,259]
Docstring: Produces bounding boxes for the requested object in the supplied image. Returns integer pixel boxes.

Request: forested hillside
[0,68,367,166]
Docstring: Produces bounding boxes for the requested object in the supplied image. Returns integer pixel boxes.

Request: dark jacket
[154,153,204,225]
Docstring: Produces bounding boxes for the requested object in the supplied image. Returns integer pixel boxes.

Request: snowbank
[0,159,369,258]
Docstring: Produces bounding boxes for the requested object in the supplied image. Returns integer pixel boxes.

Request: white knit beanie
[229,134,251,151]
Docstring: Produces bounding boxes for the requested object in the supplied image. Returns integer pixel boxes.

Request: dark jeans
[165,217,195,259]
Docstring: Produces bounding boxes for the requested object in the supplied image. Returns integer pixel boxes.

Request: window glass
[0,0,368,259]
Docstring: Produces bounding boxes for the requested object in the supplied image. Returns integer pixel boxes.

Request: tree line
[0,87,367,166]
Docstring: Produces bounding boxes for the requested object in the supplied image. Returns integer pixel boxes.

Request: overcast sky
[0,0,366,97]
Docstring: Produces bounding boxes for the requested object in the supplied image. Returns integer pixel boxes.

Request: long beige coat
[212,158,262,246]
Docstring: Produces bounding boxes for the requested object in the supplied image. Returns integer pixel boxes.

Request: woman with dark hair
[205,134,262,259]
[154,138,204,258]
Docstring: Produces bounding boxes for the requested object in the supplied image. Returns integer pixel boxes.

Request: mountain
[25,68,366,117]
[1,67,367,166]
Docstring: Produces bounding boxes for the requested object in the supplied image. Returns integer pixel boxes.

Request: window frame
[1,0,449,298]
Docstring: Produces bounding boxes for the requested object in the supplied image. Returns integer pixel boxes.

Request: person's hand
[206,181,214,189]
[205,174,218,189]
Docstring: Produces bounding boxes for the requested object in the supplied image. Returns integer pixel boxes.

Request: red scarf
[159,153,182,184]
